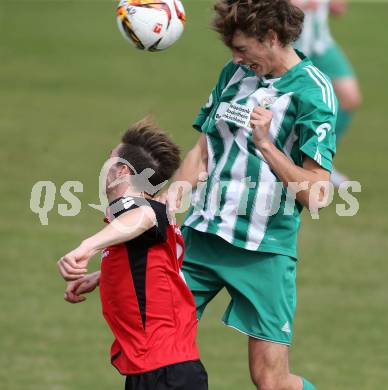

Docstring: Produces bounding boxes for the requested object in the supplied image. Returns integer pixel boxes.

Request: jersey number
[316,123,332,142]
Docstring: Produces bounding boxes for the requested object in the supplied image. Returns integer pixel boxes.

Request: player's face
[230,30,276,76]
[105,144,126,194]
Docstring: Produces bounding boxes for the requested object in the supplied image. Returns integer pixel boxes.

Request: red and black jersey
[99,196,199,375]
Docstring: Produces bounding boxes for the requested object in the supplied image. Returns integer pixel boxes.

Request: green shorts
[310,43,355,80]
[181,227,297,345]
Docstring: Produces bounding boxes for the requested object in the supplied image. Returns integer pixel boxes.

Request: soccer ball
[116,0,186,51]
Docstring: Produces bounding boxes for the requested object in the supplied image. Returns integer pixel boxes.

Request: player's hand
[64,280,87,304]
[64,272,100,304]
[329,0,347,16]
[57,243,97,281]
[250,106,273,148]
[156,186,184,224]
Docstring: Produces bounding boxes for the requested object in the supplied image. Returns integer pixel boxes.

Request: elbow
[304,187,332,214]
[299,198,324,211]
[298,182,332,211]
[310,194,331,210]
[306,199,329,212]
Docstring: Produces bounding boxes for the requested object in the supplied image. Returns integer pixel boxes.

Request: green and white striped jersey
[295,1,333,56]
[183,52,337,258]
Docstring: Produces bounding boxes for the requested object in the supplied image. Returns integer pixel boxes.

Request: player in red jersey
[57,119,208,390]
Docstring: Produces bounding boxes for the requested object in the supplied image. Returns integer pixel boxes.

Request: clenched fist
[57,243,97,281]
[250,106,273,148]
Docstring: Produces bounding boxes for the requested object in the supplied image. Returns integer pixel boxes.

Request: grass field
[1,1,388,389]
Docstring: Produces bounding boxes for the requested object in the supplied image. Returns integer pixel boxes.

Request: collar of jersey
[242,49,311,86]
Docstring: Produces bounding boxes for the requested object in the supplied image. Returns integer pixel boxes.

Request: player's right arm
[171,133,208,186]
[57,205,156,281]
[160,133,208,216]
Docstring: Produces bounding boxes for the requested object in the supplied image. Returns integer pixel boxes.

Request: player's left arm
[57,206,156,281]
[64,271,101,304]
[250,107,333,211]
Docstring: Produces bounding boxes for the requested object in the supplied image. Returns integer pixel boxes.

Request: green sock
[302,377,316,390]
[335,109,353,141]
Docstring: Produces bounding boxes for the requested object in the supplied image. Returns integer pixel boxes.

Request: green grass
[1,1,388,389]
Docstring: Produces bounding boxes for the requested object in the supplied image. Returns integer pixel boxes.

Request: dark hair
[117,117,181,188]
[213,0,304,47]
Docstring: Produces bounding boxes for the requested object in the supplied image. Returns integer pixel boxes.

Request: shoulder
[146,199,168,223]
[296,64,337,115]
[144,199,169,241]
[218,60,243,85]
[111,197,169,245]
[109,196,154,217]
[221,60,240,75]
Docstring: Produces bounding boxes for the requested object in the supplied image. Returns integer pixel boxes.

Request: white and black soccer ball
[116,0,186,51]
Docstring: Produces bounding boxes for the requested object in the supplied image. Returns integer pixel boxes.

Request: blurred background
[1,0,388,389]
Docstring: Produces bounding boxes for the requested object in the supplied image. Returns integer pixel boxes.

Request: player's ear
[118,163,132,176]
[266,30,277,47]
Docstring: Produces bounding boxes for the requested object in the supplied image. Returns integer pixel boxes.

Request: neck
[107,186,151,203]
[271,47,301,77]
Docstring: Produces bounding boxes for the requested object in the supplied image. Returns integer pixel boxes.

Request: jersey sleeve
[193,60,239,132]
[109,197,168,246]
[296,90,337,172]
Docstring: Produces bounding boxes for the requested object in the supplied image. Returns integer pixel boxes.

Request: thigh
[182,229,297,344]
[125,370,158,390]
[221,251,297,345]
[248,337,290,376]
[167,360,208,390]
[248,338,303,389]
[181,227,224,319]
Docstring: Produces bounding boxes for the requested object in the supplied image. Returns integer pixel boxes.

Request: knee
[248,338,291,390]
[334,81,362,111]
[251,371,284,390]
[340,91,362,111]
